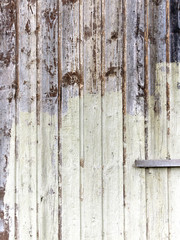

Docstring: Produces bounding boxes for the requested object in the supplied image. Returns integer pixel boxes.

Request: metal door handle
[135,160,180,168]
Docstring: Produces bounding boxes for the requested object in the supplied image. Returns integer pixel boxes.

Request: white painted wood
[102,0,124,239]
[61,1,80,240]
[147,64,169,240]
[15,1,37,239]
[81,0,103,239]
[124,0,146,239]
[169,63,180,240]
[37,0,59,239]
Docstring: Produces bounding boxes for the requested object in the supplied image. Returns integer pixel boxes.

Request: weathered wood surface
[1,0,180,239]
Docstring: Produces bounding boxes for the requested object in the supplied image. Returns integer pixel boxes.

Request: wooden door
[0,0,180,239]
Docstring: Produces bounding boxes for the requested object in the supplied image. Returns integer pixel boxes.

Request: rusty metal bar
[135,160,180,168]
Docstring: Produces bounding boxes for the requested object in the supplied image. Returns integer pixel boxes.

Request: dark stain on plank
[62,0,78,5]
[0,1,16,34]
[0,188,9,240]
[45,85,58,98]
[27,0,36,4]
[84,25,92,40]
[105,66,119,77]
[25,20,31,35]
[0,1,16,68]
[152,0,163,6]
[0,51,15,68]
[111,31,118,40]
[43,7,58,29]
[62,71,82,87]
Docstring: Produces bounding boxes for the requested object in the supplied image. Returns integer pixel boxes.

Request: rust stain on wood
[166,82,170,121]
[80,159,84,168]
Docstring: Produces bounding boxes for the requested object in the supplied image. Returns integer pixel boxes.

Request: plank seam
[122,0,127,238]
[15,0,20,238]
[144,0,149,239]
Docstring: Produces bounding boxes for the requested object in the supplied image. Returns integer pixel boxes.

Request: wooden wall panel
[1,0,180,239]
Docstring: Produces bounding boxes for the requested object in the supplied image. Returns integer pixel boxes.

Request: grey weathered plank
[0,0,16,238]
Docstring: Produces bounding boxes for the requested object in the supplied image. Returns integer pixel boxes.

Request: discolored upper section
[170,0,180,62]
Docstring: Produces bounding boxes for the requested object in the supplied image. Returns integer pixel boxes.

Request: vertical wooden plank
[146,1,169,239]
[37,0,59,238]
[169,63,180,239]
[60,1,80,239]
[82,0,102,239]
[124,0,146,239]
[102,0,124,239]
[169,1,180,238]
[16,0,37,239]
[0,0,16,239]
